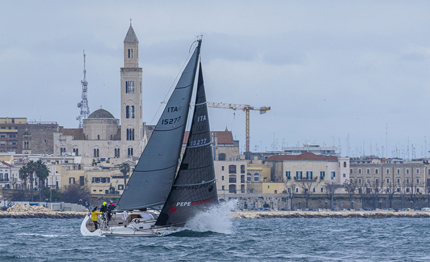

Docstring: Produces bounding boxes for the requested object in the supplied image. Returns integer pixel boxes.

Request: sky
[1,1,430,159]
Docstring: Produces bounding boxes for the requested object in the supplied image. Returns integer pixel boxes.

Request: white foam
[184,200,237,234]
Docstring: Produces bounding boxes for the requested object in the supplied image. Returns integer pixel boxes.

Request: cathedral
[53,24,148,166]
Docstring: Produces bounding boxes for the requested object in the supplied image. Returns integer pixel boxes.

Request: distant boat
[80,39,218,236]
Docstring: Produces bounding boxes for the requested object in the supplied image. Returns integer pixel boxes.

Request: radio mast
[77,50,90,128]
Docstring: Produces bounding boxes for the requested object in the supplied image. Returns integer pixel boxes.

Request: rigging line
[179,163,214,171]
[195,101,207,106]
[154,123,187,132]
[134,163,177,173]
[173,178,216,187]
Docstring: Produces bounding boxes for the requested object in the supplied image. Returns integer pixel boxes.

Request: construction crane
[206,102,271,153]
[160,101,271,152]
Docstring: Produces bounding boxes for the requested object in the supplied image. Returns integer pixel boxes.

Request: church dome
[88,109,115,119]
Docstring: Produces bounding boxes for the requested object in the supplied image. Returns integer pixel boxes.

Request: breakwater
[231,210,430,219]
[0,204,87,219]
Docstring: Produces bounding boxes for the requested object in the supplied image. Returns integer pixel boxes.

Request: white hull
[80,211,172,236]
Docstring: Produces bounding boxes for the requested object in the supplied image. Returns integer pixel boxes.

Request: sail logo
[197,115,206,122]
[167,106,181,112]
[172,198,212,211]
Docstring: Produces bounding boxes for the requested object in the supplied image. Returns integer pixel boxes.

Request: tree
[35,160,50,201]
[60,184,90,204]
[325,182,342,210]
[386,181,397,209]
[18,166,29,200]
[119,162,131,190]
[369,180,384,209]
[343,179,357,209]
[298,178,319,209]
[26,160,38,201]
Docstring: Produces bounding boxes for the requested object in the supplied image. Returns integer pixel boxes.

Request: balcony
[294,177,318,182]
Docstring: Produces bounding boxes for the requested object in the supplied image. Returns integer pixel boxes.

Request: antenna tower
[77,50,90,128]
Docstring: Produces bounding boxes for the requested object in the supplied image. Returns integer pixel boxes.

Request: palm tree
[35,160,50,201]
[19,166,29,200]
[26,160,37,201]
[119,162,130,191]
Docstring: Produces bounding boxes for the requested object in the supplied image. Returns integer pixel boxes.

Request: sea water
[1,203,430,261]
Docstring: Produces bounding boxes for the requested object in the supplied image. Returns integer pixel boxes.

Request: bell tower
[120,23,143,159]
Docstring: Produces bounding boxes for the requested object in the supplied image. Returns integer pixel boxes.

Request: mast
[77,51,90,128]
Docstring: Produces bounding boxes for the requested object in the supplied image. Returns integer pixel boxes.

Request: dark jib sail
[156,63,218,226]
[116,41,202,211]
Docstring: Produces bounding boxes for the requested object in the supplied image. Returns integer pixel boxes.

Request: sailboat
[80,39,218,236]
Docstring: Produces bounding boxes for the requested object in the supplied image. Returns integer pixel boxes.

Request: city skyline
[2,1,430,158]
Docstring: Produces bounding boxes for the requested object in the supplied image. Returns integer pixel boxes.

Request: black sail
[156,63,218,226]
[116,41,201,211]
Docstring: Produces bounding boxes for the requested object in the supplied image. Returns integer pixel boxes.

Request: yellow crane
[205,102,271,153]
[161,100,271,152]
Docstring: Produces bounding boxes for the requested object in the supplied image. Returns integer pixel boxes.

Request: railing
[229,178,237,183]
[0,179,9,182]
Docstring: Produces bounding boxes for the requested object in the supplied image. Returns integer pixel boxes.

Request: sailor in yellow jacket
[91,207,102,230]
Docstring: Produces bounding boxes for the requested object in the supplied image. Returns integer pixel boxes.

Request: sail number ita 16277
[161,116,181,125]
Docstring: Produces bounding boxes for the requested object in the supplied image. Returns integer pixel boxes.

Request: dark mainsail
[156,63,218,226]
[116,40,202,211]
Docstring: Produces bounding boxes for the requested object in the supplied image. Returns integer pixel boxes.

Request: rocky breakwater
[0,204,87,219]
[231,210,430,219]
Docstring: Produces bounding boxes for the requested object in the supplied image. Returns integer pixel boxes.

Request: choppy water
[1,214,430,261]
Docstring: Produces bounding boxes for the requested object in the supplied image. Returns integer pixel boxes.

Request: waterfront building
[349,157,427,198]
[0,117,58,155]
[264,152,350,195]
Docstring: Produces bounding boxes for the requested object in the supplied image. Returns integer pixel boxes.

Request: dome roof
[88,109,115,119]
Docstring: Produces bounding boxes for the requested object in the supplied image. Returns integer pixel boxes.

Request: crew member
[107,201,115,223]
[91,207,102,230]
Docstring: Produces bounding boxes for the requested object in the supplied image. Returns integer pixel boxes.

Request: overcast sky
[2,1,430,159]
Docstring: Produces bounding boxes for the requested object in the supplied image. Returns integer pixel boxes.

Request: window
[247,173,251,181]
[375,178,379,185]
[131,106,135,118]
[366,169,370,174]
[97,135,100,140]
[417,169,420,174]
[73,148,79,156]
[321,188,324,193]
[343,173,346,178]
[254,173,259,182]
[69,177,75,184]
[240,165,245,174]
[128,49,133,58]
[222,176,224,181]
[93,148,99,157]
[221,166,224,171]
[221,185,225,191]
[406,178,410,184]
[417,188,420,193]
[320,171,325,180]
[118,185,124,190]
[417,178,420,184]
[229,175,236,183]
[127,128,135,141]
[306,171,313,180]
[114,148,120,158]
[128,147,133,157]
[358,169,362,174]
[229,165,236,174]
[375,169,379,174]
[386,178,389,183]
[350,169,353,174]
[295,188,299,193]
[286,171,291,180]
[126,81,135,94]
[386,169,390,174]
[126,106,130,118]
[218,153,226,161]
[397,178,400,184]
[331,171,336,180]
[313,188,316,192]
[406,169,410,174]
[296,171,303,180]
[397,169,400,174]
[343,162,347,168]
